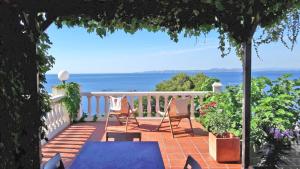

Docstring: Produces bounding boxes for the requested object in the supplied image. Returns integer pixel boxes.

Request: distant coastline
[46,68,300,75]
[139,69,300,74]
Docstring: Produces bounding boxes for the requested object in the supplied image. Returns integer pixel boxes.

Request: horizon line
[46,68,300,75]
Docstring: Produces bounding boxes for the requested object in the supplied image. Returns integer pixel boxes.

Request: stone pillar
[212,82,223,93]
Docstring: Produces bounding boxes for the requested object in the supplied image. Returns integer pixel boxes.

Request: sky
[46,24,300,74]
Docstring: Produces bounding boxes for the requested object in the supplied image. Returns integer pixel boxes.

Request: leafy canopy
[36,0,300,57]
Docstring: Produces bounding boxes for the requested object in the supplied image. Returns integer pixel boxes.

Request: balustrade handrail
[50,94,65,102]
[81,91,211,97]
[42,94,69,145]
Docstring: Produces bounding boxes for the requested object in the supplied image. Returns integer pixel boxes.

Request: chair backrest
[109,96,130,114]
[184,155,202,169]
[43,153,65,169]
[110,96,122,111]
[106,132,141,141]
[168,97,190,117]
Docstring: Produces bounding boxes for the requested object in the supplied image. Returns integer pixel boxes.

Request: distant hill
[140,68,300,74]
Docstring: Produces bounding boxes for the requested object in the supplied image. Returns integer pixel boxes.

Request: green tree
[156,73,219,91]
[192,73,219,91]
[156,73,194,91]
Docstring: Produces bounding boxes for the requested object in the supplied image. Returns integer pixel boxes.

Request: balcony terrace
[42,119,241,169]
[41,89,242,169]
[41,86,300,169]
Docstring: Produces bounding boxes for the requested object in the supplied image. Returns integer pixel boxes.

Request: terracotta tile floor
[42,119,241,169]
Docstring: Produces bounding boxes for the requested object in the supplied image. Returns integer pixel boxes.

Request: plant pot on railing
[52,86,66,96]
[209,132,240,162]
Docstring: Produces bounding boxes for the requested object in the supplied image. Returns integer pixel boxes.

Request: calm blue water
[45,71,300,114]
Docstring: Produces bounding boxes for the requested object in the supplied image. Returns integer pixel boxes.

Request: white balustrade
[42,83,221,143]
[42,95,70,145]
[79,91,211,119]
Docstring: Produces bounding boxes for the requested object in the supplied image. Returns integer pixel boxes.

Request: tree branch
[41,14,57,32]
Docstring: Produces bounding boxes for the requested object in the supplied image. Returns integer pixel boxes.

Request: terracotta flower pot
[209,132,240,162]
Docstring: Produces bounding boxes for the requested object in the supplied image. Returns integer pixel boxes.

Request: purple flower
[269,128,275,134]
[282,130,290,137]
[274,129,283,139]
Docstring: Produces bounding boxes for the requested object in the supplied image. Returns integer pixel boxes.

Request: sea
[45,70,300,114]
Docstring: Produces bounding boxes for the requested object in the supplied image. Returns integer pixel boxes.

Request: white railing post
[138,96,143,117]
[212,82,223,93]
[164,96,168,112]
[190,95,195,117]
[96,96,100,117]
[77,96,82,119]
[147,95,151,117]
[104,96,110,116]
[130,96,134,109]
[87,95,92,117]
[155,95,160,117]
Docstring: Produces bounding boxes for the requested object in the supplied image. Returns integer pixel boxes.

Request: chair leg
[188,118,194,136]
[105,114,110,131]
[169,118,175,138]
[156,113,166,131]
[125,116,129,132]
[133,116,139,127]
[116,116,123,125]
[176,119,181,127]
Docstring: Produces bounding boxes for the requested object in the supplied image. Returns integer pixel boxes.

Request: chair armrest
[130,108,138,113]
[157,111,166,117]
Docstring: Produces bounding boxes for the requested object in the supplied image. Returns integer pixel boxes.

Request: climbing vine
[38,32,55,139]
[56,82,81,123]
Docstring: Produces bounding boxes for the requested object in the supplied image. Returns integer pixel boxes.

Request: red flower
[199,101,217,115]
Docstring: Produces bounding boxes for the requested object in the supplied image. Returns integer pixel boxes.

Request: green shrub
[78,112,88,122]
[92,114,98,122]
[200,74,300,147]
[200,88,242,137]
[57,82,81,123]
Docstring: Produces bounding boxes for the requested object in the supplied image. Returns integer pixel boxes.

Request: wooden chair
[106,132,141,141]
[105,96,139,132]
[184,155,202,169]
[157,97,194,138]
[43,153,65,169]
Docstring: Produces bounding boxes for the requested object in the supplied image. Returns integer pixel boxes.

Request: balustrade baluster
[104,96,110,116]
[87,95,92,117]
[57,102,63,126]
[96,96,100,117]
[130,96,134,109]
[190,96,195,117]
[52,103,58,130]
[155,95,160,117]
[138,96,143,117]
[164,96,168,112]
[147,95,151,117]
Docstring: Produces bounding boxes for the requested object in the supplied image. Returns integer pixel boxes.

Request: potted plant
[203,105,241,162]
[198,89,242,162]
